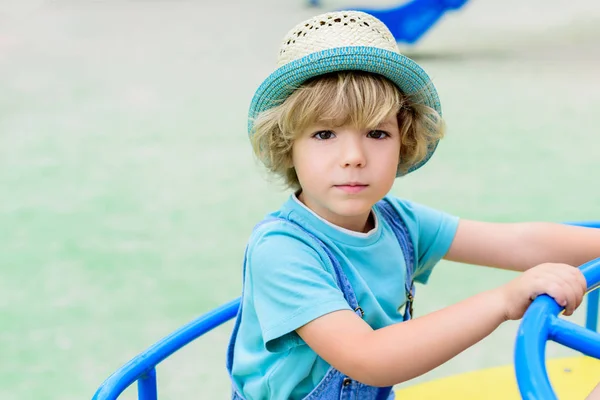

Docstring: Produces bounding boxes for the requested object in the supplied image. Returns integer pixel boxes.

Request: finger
[564,269,585,315]
[550,277,573,316]
[576,269,588,293]
[569,269,587,310]
[561,268,587,312]
[562,279,577,316]
[575,269,588,309]
[544,282,568,312]
[560,265,587,294]
[554,266,587,313]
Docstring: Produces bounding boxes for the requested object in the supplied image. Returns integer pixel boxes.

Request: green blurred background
[1,0,599,399]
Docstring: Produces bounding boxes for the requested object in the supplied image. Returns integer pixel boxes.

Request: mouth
[334,183,369,194]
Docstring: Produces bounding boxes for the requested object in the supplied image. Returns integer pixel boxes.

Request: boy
[226,10,599,399]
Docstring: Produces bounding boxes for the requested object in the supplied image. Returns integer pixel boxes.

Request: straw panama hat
[248,10,443,175]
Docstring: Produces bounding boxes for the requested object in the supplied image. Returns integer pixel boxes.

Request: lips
[334,183,368,194]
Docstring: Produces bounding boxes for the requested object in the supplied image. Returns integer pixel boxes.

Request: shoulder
[249,218,320,251]
[380,195,457,225]
[377,195,423,228]
[379,196,459,281]
[247,218,333,273]
[378,195,459,245]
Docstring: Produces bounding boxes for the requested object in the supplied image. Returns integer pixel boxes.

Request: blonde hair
[250,71,445,190]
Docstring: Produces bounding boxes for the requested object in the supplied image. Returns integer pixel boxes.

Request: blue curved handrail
[92,298,240,400]
[570,221,600,229]
[567,222,600,331]
[94,221,600,400]
[515,222,600,400]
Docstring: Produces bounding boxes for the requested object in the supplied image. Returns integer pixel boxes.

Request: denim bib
[227,199,415,399]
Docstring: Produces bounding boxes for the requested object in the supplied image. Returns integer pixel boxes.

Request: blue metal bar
[92,297,241,400]
[567,221,600,332]
[514,294,558,400]
[91,221,599,399]
[581,257,600,292]
[137,368,157,400]
[515,257,600,400]
[549,317,600,358]
[568,221,600,229]
[587,290,600,331]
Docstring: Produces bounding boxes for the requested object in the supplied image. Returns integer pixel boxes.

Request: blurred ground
[1,0,599,399]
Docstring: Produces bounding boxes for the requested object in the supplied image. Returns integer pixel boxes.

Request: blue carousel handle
[92,298,240,400]
[515,248,600,400]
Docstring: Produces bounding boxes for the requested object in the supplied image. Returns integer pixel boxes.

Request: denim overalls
[227,199,415,400]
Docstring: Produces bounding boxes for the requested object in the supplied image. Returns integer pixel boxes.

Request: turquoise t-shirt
[230,194,459,400]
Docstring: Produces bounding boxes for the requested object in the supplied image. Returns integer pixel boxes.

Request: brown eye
[367,130,389,139]
[313,130,335,140]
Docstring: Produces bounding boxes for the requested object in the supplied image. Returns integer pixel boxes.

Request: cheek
[380,142,401,178]
[291,142,312,175]
[382,141,401,164]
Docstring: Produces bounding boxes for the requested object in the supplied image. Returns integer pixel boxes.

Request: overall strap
[375,198,416,321]
[227,216,364,376]
[265,217,363,316]
[249,217,364,315]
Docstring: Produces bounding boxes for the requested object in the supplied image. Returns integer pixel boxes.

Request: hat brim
[248,46,442,175]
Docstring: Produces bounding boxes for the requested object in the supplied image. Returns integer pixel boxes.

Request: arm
[444,220,600,271]
[297,262,586,387]
[297,287,506,387]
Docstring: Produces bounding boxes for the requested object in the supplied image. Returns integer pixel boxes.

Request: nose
[339,134,366,168]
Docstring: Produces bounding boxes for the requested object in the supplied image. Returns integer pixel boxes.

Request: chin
[330,199,375,217]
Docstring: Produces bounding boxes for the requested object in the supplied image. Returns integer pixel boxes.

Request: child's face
[292,113,401,232]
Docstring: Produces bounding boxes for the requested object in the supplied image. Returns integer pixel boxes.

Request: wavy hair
[250,71,445,190]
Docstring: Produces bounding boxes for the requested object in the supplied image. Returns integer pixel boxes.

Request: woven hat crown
[277,11,399,67]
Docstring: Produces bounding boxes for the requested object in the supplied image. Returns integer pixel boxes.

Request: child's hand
[499,263,587,320]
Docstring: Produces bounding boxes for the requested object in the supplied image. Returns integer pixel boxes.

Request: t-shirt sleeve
[387,197,459,284]
[247,222,352,353]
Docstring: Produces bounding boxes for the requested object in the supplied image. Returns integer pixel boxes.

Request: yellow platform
[395,357,600,399]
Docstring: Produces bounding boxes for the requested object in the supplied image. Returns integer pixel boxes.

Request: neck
[296,191,374,233]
